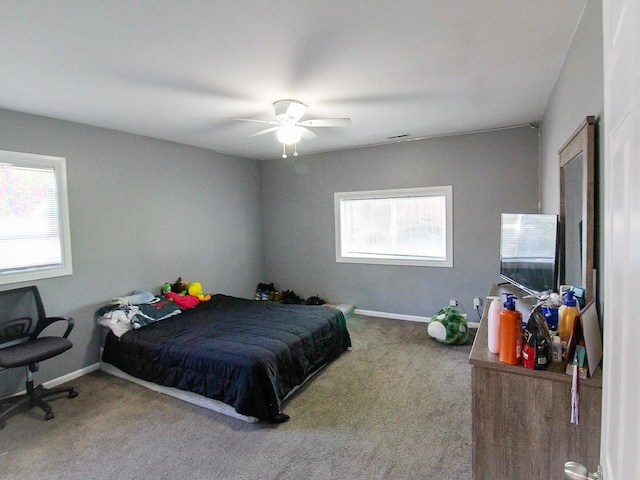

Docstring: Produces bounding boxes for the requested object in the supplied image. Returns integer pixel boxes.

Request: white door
[600,0,640,478]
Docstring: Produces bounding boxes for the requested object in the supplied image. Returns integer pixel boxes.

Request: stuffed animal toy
[427,306,469,345]
[161,281,199,308]
[186,281,211,302]
[164,290,199,309]
[170,277,187,295]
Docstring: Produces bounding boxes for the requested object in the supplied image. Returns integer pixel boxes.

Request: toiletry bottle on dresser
[558,290,580,343]
[499,294,522,365]
[552,335,563,363]
[487,296,501,354]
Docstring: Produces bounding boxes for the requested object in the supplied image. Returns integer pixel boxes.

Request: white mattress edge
[99,361,260,423]
[99,346,336,424]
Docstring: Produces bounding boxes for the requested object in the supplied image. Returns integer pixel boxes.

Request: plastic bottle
[557,290,580,342]
[487,296,502,354]
[552,335,563,363]
[499,294,522,365]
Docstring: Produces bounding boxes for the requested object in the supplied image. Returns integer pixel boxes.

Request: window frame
[334,185,453,267]
[0,149,73,285]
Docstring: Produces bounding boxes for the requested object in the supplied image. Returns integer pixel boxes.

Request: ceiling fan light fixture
[276,124,302,144]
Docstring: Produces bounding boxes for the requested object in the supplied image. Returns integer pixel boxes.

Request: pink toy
[164,291,199,309]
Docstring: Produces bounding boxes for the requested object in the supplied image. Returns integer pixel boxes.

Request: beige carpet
[0,314,473,480]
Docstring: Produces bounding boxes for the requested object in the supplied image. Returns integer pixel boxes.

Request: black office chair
[0,286,77,429]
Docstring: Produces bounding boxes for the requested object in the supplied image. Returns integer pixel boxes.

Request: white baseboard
[353,309,480,329]
[42,363,101,389]
[354,308,431,323]
[4,363,101,399]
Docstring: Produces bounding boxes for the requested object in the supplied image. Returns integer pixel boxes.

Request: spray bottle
[487,296,502,354]
[558,290,580,342]
[499,293,522,365]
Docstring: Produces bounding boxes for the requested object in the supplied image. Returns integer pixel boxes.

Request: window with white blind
[335,186,453,267]
[0,150,73,285]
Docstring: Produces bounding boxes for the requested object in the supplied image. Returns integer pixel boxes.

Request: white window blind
[335,186,453,267]
[500,213,558,260]
[0,150,72,284]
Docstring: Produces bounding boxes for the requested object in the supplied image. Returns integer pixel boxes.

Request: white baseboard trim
[354,308,431,323]
[4,363,101,399]
[43,363,101,389]
[353,309,480,329]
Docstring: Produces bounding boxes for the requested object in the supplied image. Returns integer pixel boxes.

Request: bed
[100,294,351,423]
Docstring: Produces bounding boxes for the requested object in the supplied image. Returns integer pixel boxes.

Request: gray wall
[0,109,264,397]
[261,126,540,318]
[0,0,603,397]
[540,0,603,213]
[539,0,604,304]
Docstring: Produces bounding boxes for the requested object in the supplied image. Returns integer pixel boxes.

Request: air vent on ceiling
[387,134,409,139]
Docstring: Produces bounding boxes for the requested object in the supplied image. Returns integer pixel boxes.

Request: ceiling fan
[232,99,351,157]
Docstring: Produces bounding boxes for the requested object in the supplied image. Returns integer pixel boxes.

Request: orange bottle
[557,290,580,342]
[499,294,522,365]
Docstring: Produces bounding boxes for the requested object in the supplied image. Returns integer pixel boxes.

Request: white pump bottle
[487,296,502,354]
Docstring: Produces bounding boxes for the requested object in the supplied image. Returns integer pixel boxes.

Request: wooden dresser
[469,283,602,480]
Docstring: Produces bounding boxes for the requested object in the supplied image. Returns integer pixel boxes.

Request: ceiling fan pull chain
[293,143,298,157]
[282,143,287,158]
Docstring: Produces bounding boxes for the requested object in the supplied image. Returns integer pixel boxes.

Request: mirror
[559,116,595,302]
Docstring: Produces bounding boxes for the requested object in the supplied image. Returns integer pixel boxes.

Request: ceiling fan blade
[299,127,318,140]
[229,118,280,125]
[299,118,351,127]
[248,126,281,137]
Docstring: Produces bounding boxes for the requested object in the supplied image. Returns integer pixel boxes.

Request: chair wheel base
[0,383,77,427]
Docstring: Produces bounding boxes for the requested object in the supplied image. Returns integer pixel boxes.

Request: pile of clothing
[96,291,182,337]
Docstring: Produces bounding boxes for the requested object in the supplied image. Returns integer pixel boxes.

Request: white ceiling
[0,1,587,160]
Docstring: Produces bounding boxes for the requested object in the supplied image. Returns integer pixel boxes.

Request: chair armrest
[31,316,75,339]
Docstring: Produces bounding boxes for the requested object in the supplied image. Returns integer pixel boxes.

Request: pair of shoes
[269,291,283,302]
[255,283,276,301]
[261,283,274,301]
[254,283,266,300]
[305,295,326,306]
[282,290,304,305]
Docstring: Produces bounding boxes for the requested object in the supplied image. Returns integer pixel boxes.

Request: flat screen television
[500,213,559,295]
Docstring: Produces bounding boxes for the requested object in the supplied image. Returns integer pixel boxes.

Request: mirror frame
[558,116,596,302]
